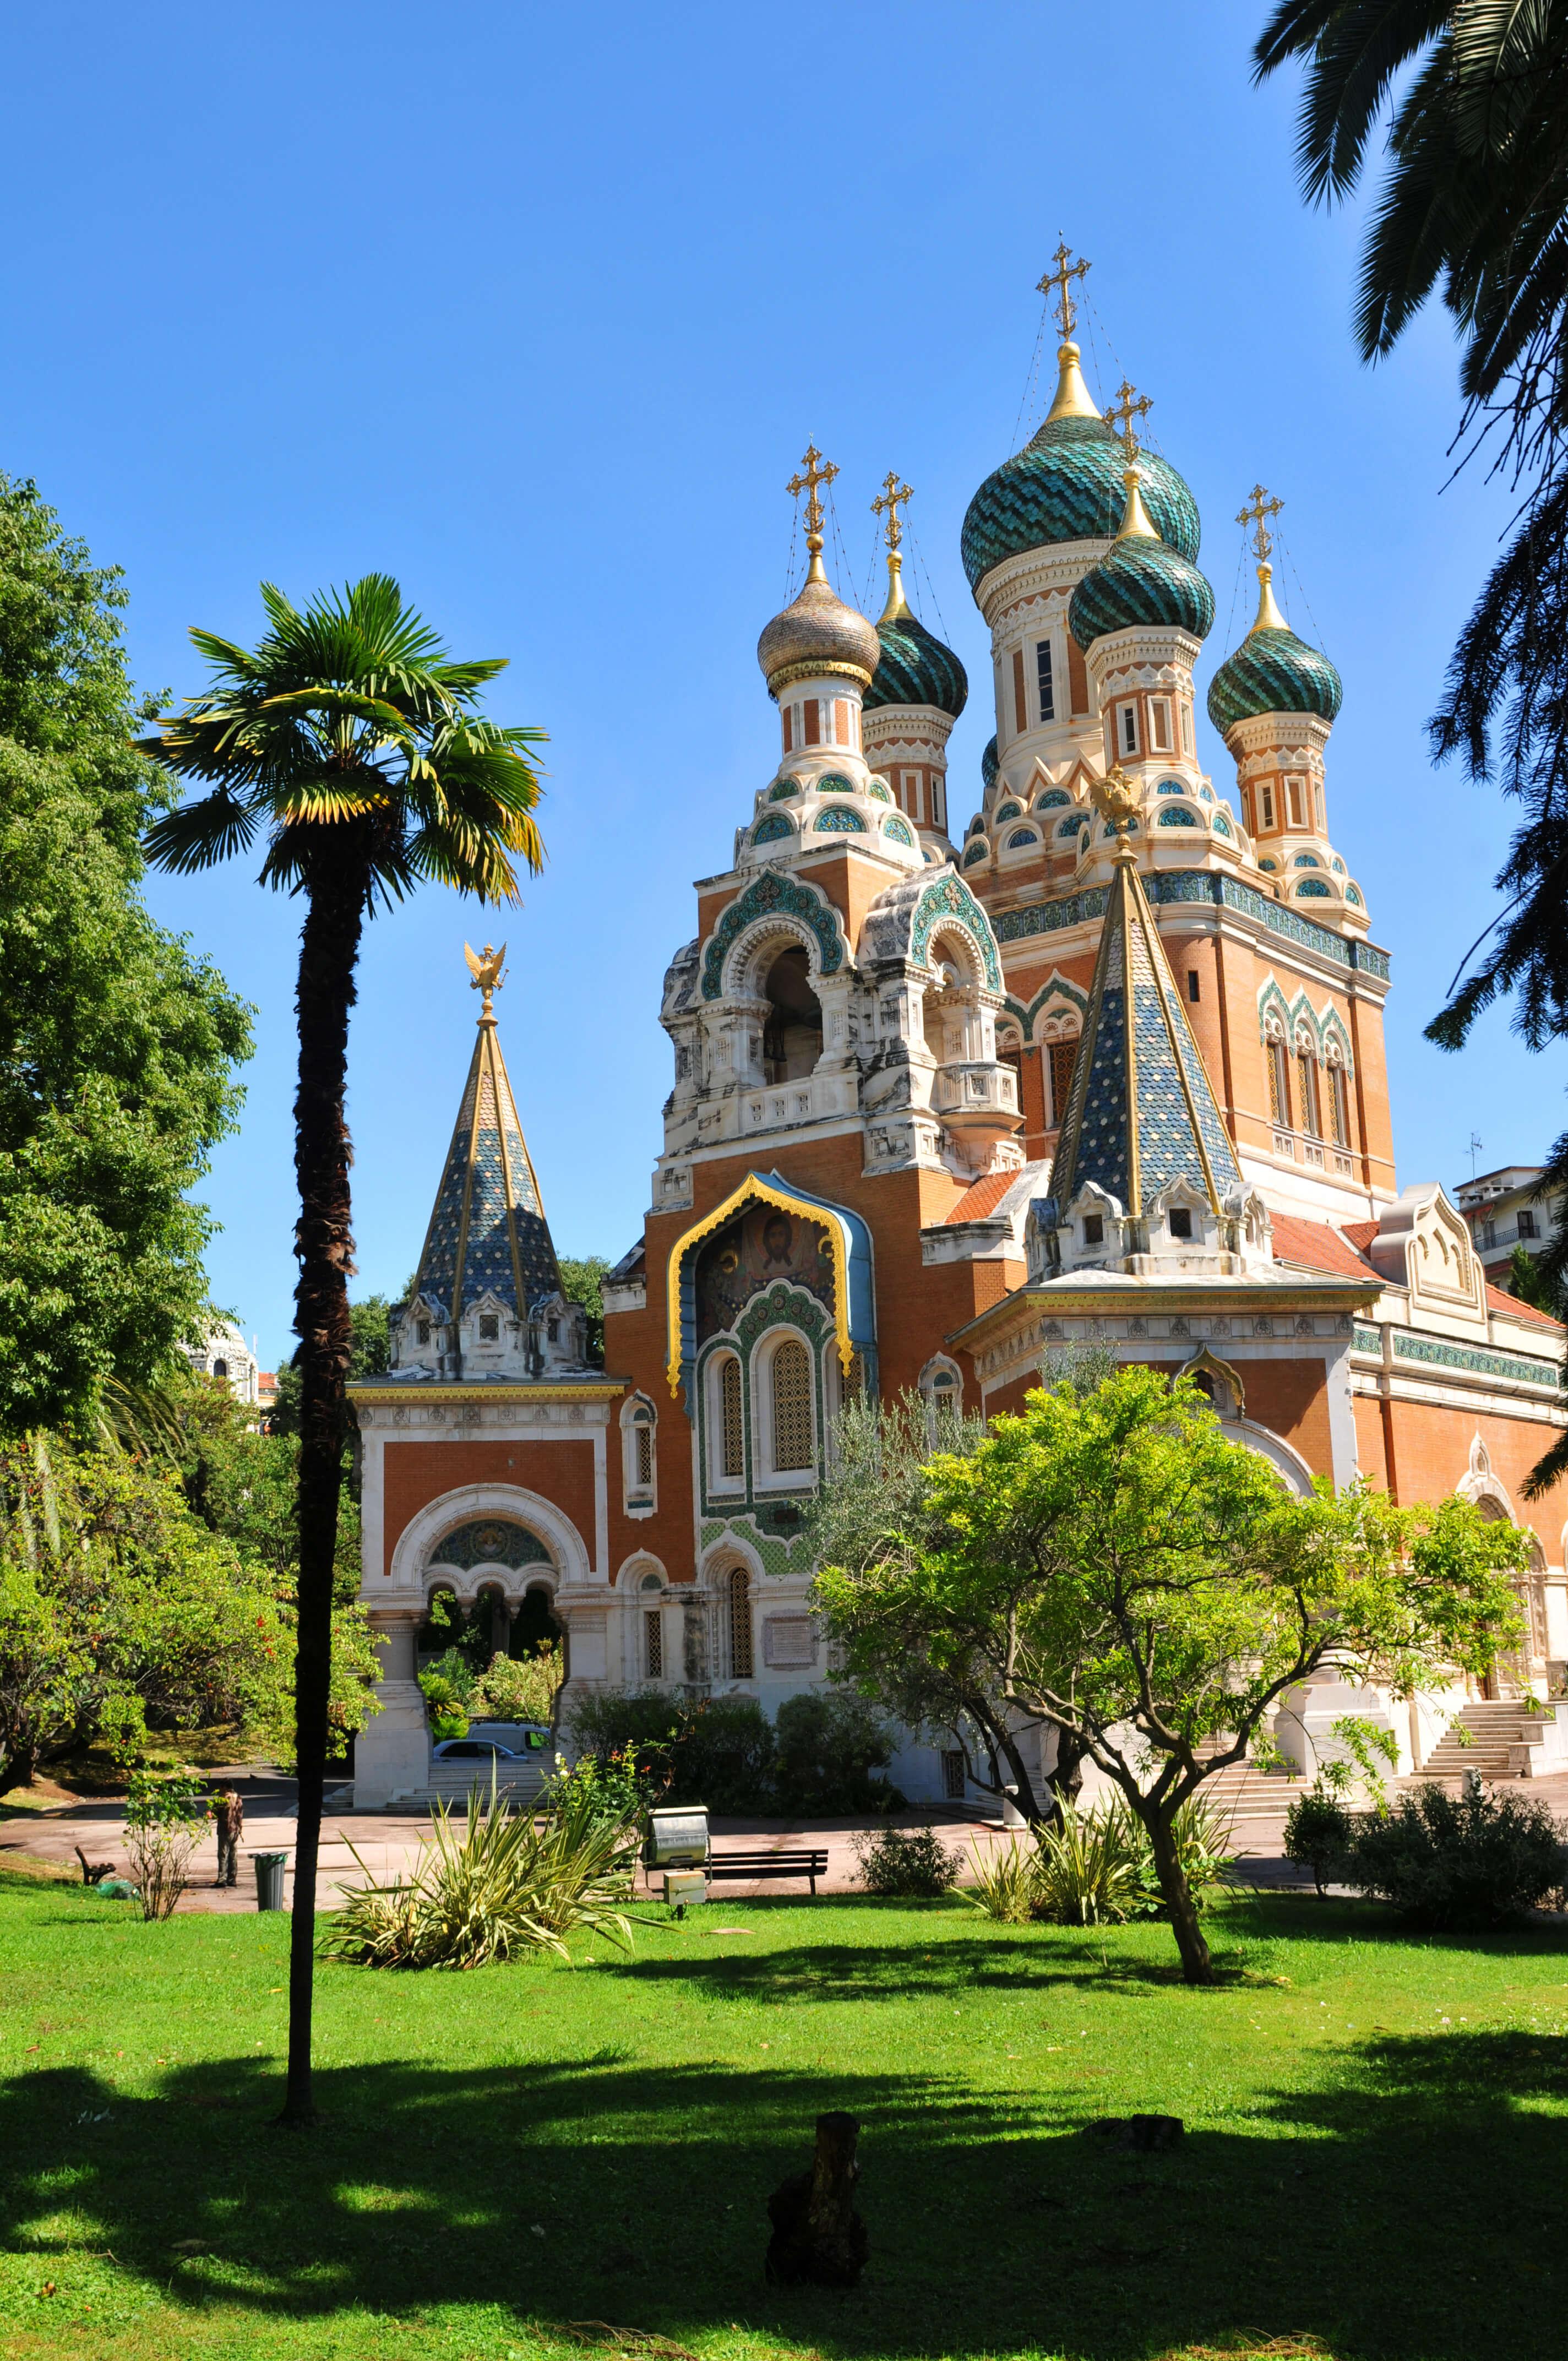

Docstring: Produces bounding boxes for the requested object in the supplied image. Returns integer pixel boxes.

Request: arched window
[771,1337,814,1472]
[1326,1053,1352,1150]
[622,1395,657,1512]
[728,1566,753,1679]
[1047,1035,1079,1125]
[1265,1021,1291,1128]
[1295,1032,1321,1139]
[211,1358,228,1380]
[716,1354,744,1481]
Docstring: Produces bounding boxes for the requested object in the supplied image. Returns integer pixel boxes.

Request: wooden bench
[705,1848,830,1896]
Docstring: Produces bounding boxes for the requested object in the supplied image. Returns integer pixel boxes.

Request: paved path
[8,1767,1566,1913]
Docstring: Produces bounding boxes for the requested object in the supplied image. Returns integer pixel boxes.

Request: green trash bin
[251,1851,289,1912]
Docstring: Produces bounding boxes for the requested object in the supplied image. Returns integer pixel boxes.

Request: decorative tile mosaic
[1391,1330,1560,1389]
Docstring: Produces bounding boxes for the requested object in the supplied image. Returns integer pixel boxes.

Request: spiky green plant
[956,1834,1042,1924]
[326,1779,631,1971]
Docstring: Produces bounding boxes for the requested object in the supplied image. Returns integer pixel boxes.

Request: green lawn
[1,1864,1565,2361]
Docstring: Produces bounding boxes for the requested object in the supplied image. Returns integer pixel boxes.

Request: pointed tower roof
[1050,780,1243,1222]
[409,943,562,1324]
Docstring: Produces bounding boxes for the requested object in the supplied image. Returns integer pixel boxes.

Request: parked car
[431,1730,551,1761]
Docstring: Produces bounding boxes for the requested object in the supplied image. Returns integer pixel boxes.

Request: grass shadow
[4,2011,1566,2358]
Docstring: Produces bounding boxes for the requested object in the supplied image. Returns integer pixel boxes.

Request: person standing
[213,1786,244,1887]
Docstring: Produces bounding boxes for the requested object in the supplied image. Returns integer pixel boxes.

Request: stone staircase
[1419,1701,1562,1783]
[391,1760,550,1810]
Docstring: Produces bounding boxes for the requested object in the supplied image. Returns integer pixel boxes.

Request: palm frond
[141,787,263,873]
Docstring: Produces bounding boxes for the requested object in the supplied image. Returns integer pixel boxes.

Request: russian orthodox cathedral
[351,256,1568,1808]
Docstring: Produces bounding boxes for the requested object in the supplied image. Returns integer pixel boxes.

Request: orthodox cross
[872,471,913,552]
[1037,241,1091,339]
[786,443,839,551]
[1237,482,1284,563]
[1108,378,1153,461]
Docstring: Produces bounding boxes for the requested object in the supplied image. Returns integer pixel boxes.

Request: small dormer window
[1083,1214,1104,1247]
[417,1320,431,1345]
[478,1314,499,1342]
[1169,1207,1193,1241]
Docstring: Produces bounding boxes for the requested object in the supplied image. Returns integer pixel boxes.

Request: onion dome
[758,553,880,694]
[961,342,1201,592]
[981,735,999,793]
[1068,467,1215,649]
[862,552,967,717]
[1206,564,1342,734]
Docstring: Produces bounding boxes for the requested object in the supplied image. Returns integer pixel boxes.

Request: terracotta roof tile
[1484,1282,1562,1332]
[1270,1213,1379,1281]
[1342,1219,1379,1255]
[946,1172,1019,1225]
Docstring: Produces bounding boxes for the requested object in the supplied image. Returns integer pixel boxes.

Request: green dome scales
[1207,612,1342,734]
[962,414,1201,591]
[1069,527,1215,648]
[864,603,968,718]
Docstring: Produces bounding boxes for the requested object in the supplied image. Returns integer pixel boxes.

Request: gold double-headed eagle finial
[1238,483,1284,564]
[1037,240,1091,340]
[872,471,913,553]
[464,940,507,1021]
[1088,765,1140,852]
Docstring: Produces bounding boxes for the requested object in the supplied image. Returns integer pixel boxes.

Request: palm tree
[1255,3,1568,1493]
[141,575,545,2125]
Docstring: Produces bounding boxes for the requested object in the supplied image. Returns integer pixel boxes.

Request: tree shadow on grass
[3,2019,1566,2360]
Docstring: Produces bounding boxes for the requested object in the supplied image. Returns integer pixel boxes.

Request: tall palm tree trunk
[280,845,368,2129]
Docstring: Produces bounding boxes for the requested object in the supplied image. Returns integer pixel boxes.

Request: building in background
[1456,1165,1561,1296]
[186,1319,264,1405]
[348,258,1568,1811]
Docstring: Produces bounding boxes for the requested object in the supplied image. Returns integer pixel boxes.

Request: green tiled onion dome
[1069,531,1215,650]
[864,604,968,718]
[1206,570,1343,735]
[962,416,1201,592]
[981,736,999,793]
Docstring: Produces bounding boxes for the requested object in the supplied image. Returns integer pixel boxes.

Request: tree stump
[765,2110,868,2287]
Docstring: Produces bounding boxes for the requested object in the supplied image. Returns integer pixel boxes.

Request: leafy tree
[1253,6,1568,1487]
[557,1256,610,1368]
[1506,1238,1561,1316]
[140,575,545,2128]
[816,1367,1529,1983]
[0,1435,374,1793]
[0,477,251,1435]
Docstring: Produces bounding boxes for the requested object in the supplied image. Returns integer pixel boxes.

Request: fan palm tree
[1255,2,1568,1492]
[141,575,546,2125]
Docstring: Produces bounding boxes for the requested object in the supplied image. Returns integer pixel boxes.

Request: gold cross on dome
[872,471,913,552]
[1237,482,1284,563]
[1109,378,1153,460]
[786,443,839,548]
[1037,241,1091,339]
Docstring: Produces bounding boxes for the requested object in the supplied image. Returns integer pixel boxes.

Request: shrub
[1346,1778,1568,1928]
[774,1690,902,1814]
[854,1825,960,1897]
[565,1688,776,1814]
[471,1644,561,1728]
[542,1746,653,1835]
[1033,1799,1145,1925]
[123,1769,209,1922]
[1284,1786,1355,1896]
[957,1834,1041,1922]
[1130,1793,1237,1917]
[420,1648,475,1705]
[326,1778,635,1970]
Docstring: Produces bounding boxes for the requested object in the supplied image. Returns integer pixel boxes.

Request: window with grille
[1329,1064,1351,1149]
[635,1422,653,1488]
[1267,1038,1291,1127]
[1048,1038,1077,1125]
[1036,639,1054,722]
[1297,1051,1320,1138]
[478,1313,499,1341]
[941,1750,966,1800]
[728,1566,753,1678]
[718,1355,743,1478]
[644,1609,663,1678]
[771,1337,814,1472]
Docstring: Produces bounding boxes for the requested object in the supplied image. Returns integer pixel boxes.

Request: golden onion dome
[757,554,881,696]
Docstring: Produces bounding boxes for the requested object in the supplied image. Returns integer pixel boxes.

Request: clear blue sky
[3,2,1551,1369]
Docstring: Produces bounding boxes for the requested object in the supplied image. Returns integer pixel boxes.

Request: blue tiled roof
[411,1022,561,1320]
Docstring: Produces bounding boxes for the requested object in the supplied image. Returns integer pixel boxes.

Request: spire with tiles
[1049,779,1243,1228]
[406,944,563,1338]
